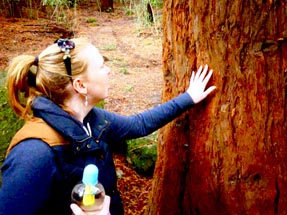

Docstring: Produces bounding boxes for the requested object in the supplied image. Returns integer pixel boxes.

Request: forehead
[82,44,104,65]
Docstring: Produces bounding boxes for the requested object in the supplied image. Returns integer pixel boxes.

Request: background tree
[100,0,113,12]
[147,1,287,214]
[5,0,25,17]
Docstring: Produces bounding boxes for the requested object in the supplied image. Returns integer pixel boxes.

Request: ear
[72,77,87,94]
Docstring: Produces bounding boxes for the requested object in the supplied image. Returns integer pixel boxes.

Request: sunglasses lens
[66,41,75,48]
[54,38,75,79]
[55,39,75,50]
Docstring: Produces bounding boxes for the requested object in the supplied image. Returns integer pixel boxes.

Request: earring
[85,95,88,106]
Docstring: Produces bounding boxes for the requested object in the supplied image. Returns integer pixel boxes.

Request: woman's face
[82,44,110,105]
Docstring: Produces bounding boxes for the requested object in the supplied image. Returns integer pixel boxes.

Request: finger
[203,86,216,97]
[98,196,111,215]
[103,195,111,209]
[70,203,85,215]
[194,65,203,81]
[190,71,195,83]
[198,64,208,82]
[202,69,213,88]
[195,86,216,103]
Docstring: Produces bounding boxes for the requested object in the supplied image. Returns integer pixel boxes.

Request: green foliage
[100,44,117,51]
[126,131,158,176]
[125,85,134,92]
[0,0,37,18]
[86,17,97,23]
[96,100,105,109]
[111,57,128,68]
[41,0,78,31]
[86,17,98,27]
[118,0,163,35]
[125,7,133,16]
[42,0,74,7]
[119,68,129,74]
[149,0,163,7]
[0,72,24,165]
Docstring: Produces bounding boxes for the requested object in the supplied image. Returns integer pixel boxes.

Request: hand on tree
[187,64,216,104]
[70,195,111,215]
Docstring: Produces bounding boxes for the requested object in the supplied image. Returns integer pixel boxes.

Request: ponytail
[6,55,37,119]
[6,38,90,119]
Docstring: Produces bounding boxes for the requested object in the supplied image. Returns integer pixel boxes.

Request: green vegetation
[96,100,105,109]
[127,131,158,176]
[100,44,117,51]
[0,72,24,166]
[125,85,134,92]
[0,0,163,37]
[86,17,98,26]
[119,68,129,74]
[119,0,163,35]
[111,58,129,68]
[42,0,78,31]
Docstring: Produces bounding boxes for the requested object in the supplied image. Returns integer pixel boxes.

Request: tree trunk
[147,1,287,215]
[100,0,113,12]
[7,0,24,17]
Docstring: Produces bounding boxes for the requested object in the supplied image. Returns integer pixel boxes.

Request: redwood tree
[147,1,287,215]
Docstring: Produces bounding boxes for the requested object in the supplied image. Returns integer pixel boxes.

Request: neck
[64,95,91,123]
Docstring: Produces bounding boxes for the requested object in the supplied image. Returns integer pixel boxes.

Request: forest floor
[0,2,163,215]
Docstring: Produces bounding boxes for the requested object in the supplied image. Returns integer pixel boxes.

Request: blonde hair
[7,38,90,119]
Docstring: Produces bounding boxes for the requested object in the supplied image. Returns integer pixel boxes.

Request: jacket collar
[32,96,90,142]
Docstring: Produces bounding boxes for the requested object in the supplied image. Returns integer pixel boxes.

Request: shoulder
[90,107,110,116]
[4,139,57,169]
[2,139,59,192]
[89,107,119,123]
[0,139,60,214]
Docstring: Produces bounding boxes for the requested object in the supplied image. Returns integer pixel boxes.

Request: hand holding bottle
[71,164,109,215]
[70,195,111,215]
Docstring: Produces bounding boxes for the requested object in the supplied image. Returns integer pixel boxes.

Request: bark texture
[147,1,287,215]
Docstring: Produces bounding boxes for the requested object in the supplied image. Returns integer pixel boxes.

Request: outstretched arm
[98,64,216,141]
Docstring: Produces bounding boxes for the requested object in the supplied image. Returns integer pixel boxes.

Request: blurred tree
[6,0,25,17]
[100,0,113,12]
[146,2,154,23]
[147,1,287,214]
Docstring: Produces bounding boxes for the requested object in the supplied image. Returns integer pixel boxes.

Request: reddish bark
[147,1,287,215]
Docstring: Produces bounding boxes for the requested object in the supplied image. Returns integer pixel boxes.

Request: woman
[0,38,216,215]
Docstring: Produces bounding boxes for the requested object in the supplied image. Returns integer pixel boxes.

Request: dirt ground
[0,3,163,215]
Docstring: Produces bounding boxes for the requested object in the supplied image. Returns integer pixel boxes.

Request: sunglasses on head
[55,38,75,77]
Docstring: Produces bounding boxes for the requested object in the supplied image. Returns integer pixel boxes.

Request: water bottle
[71,164,105,213]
